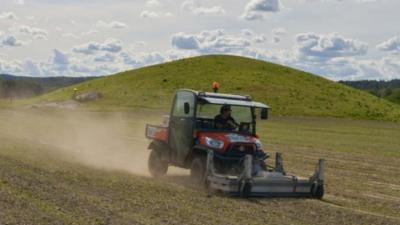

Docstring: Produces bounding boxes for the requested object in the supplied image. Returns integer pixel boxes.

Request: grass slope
[30,55,400,121]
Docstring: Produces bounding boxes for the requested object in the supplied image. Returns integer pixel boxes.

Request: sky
[0,0,399,80]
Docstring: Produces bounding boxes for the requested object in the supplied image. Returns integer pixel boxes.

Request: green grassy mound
[32,55,400,121]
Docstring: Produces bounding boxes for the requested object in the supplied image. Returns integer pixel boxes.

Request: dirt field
[0,108,399,225]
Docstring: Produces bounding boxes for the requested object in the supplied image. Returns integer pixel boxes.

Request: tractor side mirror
[184,102,190,114]
[260,108,268,120]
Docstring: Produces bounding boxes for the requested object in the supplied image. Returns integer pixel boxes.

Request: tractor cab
[146,89,270,176]
[168,90,269,167]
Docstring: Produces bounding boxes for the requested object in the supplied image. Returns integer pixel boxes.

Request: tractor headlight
[205,137,224,149]
[255,139,262,150]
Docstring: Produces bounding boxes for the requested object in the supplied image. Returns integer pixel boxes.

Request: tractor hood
[197,131,261,152]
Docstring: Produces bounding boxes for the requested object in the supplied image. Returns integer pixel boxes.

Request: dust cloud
[0,108,167,176]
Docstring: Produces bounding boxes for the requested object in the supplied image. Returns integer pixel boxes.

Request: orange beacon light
[212,81,220,93]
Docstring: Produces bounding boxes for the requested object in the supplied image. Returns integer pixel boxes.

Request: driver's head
[220,105,231,117]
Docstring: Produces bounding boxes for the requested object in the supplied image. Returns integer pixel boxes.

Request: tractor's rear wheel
[190,156,207,185]
[148,150,168,177]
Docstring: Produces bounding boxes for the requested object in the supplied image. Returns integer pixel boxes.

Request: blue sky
[0,0,399,80]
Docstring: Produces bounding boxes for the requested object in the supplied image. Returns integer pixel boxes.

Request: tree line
[0,80,43,99]
[339,79,400,104]
[0,74,97,99]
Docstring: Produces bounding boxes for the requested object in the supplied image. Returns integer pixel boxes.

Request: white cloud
[181,0,225,16]
[1,36,398,80]
[120,52,139,66]
[15,50,71,76]
[14,0,24,5]
[282,52,400,81]
[272,36,280,43]
[163,49,195,61]
[1,35,23,47]
[336,57,400,80]
[120,51,166,68]
[241,29,254,36]
[295,32,368,60]
[0,12,17,20]
[254,35,267,43]
[171,33,200,50]
[291,57,361,80]
[140,10,173,18]
[40,48,170,76]
[19,25,48,40]
[95,20,127,29]
[272,27,286,43]
[171,29,254,54]
[0,59,23,75]
[356,0,377,2]
[3,42,170,76]
[202,36,251,53]
[69,64,93,73]
[0,0,397,81]
[242,0,282,20]
[72,39,123,55]
[140,10,159,18]
[170,30,396,80]
[23,60,42,76]
[38,49,70,75]
[140,52,165,65]
[379,57,400,79]
[240,29,267,43]
[302,0,376,3]
[94,53,116,62]
[272,27,286,36]
[377,36,400,54]
[62,33,79,39]
[81,30,98,36]
[146,0,161,7]
[52,49,69,66]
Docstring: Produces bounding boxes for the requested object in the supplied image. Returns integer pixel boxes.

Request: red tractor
[146,89,325,198]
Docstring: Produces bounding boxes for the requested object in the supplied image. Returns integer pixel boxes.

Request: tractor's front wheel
[190,156,207,184]
[148,150,168,177]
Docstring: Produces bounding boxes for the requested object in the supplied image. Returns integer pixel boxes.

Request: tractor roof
[179,89,270,109]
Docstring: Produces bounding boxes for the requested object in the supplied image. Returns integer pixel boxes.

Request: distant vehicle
[145,88,325,198]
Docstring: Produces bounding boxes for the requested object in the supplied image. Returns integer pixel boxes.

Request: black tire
[315,184,324,199]
[148,150,168,178]
[312,183,324,199]
[190,156,207,185]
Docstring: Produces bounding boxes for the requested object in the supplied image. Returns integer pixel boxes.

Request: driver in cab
[214,105,238,130]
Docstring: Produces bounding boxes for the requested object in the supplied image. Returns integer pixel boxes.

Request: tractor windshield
[196,103,254,133]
